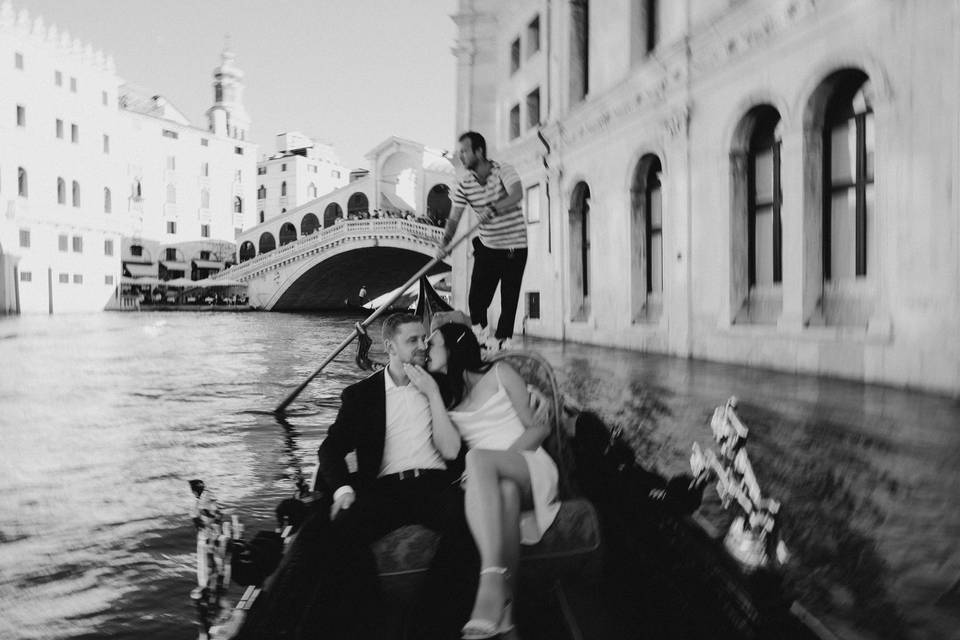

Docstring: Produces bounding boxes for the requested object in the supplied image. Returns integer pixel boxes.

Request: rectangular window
[234,227,242,238]
[257,166,266,175]
[20,271,31,282]
[56,118,64,138]
[166,156,176,170]
[59,234,68,252]
[71,123,79,143]
[15,52,23,69]
[19,229,30,248]
[16,104,25,127]
[526,291,541,319]
[102,90,108,106]
[105,274,114,285]
[162,129,179,139]
[73,274,83,284]
[235,170,242,182]
[130,245,143,257]
[527,16,541,56]
[201,224,210,238]
[165,247,177,260]
[526,88,540,129]
[70,77,77,92]
[509,104,521,140]
[234,146,244,155]
[104,239,114,256]
[200,138,209,146]
[332,170,341,179]
[103,134,110,154]
[72,236,83,253]
[525,184,541,223]
[167,221,177,234]
[281,163,287,172]
[510,37,521,74]
[55,70,63,86]
[59,273,69,283]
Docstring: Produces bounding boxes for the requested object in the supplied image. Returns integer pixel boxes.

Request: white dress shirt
[334,367,445,501]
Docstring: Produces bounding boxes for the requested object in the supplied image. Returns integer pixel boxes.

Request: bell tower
[205,38,250,140]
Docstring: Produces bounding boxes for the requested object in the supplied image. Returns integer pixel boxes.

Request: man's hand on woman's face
[403,363,439,396]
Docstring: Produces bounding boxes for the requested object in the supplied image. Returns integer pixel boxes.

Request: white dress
[449,366,561,545]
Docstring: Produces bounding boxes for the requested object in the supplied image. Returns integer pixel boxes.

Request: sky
[15,0,459,169]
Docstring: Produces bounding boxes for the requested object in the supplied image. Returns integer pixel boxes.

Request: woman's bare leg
[463,449,531,626]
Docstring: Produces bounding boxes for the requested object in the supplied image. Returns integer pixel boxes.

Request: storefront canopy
[123,262,157,278]
[160,260,188,271]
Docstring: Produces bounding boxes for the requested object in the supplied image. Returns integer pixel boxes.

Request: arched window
[72,180,81,207]
[301,213,320,235]
[104,187,112,213]
[280,181,287,197]
[323,203,343,228]
[201,188,210,209]
[234,196,243,214]
[308,183,317,199]
[258,232,276,254]
[166,183,176,204]
[347,192,369,217]
[18,167,27,197]
[629,154,664,321]
[279,222,297,246]
[426,184,452,226]
[748,108,783,287]
[239,240,256,262]
[57,177,66,204]
[257,185,266,199]
[569,182,591,320]
[824,74,873,281]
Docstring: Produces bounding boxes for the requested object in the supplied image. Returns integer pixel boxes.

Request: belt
[379,468,447,482]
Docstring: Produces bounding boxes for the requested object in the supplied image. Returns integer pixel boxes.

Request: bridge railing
[218,218,444,280]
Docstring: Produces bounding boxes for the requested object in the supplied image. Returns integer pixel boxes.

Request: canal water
[0,312,957,640]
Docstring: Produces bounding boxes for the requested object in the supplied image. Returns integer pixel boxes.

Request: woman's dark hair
[434,323,491,408]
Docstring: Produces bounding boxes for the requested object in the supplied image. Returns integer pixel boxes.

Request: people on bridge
[437,131,527,353]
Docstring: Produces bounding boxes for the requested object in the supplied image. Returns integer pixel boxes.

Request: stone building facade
[452,0,960,394]
[0,1,256,313]
[255,132,348,224]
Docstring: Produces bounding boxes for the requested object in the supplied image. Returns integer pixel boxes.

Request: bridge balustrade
[216,219,444,281]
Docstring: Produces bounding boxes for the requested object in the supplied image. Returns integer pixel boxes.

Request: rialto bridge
[215,218,450,310]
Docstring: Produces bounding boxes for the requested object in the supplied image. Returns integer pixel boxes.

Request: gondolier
[438,131,526,352]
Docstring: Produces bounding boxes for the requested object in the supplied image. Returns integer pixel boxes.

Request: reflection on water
[530,339,960,640]
[0,314,957,639]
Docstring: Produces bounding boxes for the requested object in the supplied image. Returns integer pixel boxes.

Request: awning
[121,275,162,286]
[124,262,157,278]
[380,191,412,212]
[163,277,195,287]
[192,259,225,270]
[160,260,188,271]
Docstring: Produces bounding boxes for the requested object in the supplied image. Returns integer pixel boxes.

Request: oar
[274,218,482,415]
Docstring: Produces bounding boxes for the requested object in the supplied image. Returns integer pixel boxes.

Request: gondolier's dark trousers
[236,471,478,640]
[469,237,528,341]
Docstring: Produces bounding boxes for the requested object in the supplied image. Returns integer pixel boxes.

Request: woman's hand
[403,363,440,398]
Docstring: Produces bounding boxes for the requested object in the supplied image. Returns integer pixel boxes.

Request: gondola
[195,277,835,640]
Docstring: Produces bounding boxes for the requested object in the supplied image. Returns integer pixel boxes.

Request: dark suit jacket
[316,369,466,495]
[316,370,388,494]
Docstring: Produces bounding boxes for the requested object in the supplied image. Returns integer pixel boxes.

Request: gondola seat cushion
[372,497,601,600]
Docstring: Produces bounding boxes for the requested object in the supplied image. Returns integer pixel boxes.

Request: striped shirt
[452,160,527,249]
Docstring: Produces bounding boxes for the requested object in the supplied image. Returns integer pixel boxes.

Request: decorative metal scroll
[690,398,789,570]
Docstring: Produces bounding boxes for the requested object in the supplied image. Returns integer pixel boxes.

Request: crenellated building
[451,0,960,394]
[0,1,256,313]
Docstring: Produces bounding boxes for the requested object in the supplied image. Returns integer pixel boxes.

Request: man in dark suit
[313,312,476,639]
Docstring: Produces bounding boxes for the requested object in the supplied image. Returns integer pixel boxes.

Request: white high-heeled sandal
[461,567,513,639]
